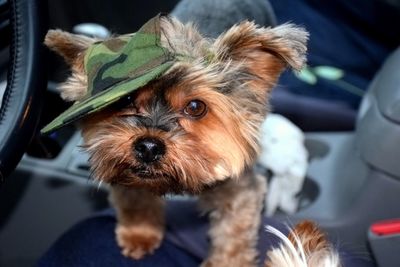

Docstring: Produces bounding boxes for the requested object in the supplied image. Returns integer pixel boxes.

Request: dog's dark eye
[183,100,207,118]
[117,95,134,108]
[111,95,138,116]
[111,95,135,111]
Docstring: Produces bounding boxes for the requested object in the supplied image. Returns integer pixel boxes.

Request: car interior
[1,0,400,266]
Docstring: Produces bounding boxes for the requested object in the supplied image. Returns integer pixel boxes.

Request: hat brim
[41,61,173,134]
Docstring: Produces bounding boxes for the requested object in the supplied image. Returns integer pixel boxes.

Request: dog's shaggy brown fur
[45,15,314,267]
[265,221,341,267]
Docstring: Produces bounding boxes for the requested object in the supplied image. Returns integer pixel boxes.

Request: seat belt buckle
[368,219,400,267]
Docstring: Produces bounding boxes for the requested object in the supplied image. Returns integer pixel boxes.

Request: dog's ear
[212,22,308,95]
[45,30,95,101]
[45,30,95,69]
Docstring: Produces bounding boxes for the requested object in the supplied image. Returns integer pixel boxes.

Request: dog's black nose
[134,137,166,163]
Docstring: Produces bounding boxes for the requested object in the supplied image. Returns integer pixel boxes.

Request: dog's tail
[264,220,341,267]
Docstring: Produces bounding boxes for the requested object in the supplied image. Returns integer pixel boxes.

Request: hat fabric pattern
[42,14,175,134]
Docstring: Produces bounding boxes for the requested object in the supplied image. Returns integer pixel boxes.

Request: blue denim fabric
[37,201,375,267]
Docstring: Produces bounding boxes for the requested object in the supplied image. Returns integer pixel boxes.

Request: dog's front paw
[116,224,163,259]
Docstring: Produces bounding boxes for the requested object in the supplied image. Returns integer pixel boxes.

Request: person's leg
[36,203,285,267]
[36,210,201,267]
[37,201,376,267]
[171,0,276,38]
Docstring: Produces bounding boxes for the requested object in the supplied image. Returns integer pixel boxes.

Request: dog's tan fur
[110,186,165,259]
[265,221,341,267]
[199,173,267,267]
[45,30,93,101]
[45,15,315,267]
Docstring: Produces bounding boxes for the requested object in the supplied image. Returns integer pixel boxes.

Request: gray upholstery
[356,47,400,179]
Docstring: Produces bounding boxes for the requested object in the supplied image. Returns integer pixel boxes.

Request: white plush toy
[258,114,308,216]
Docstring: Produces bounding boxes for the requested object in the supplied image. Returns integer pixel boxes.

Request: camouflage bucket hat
[41,14,175,134]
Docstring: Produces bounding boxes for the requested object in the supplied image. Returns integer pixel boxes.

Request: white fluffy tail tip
[264,221,341,267]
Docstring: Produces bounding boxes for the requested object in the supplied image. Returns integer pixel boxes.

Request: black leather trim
[0,0,47,179]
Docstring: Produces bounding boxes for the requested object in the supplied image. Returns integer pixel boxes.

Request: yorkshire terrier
[42,14,338,267]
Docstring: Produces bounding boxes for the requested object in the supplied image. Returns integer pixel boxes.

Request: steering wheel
[0,0,47,179]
